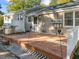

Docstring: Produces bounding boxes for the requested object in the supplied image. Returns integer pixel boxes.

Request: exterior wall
[11,14,25,32]
[58,6,79,59]
[61,7,79,37]
[78,27,79,40]
[4,13,14,29]
[25,5,79,34]
[4,16,12,24]
[25,13,39,32]
[4,13,25,33]
[4,13,14,24]
[36,13,63,34]
[24,16,32,32]
[25,12,63,34]
[38,14,55,33]
[25,12,57,33]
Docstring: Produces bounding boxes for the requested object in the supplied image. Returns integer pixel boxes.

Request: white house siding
[36,14,58,34]
[11,14,25,32]
[25,13,63,34]
[4,13,14,24]
[3,13,14,29]
[25,4,79,35]
[4,13,25,33]
[56,6,79,59]
[60,6,79,37]
[35,12,63,34]
[76,26,79,40]
[24,17,32,32]
[41,15,54,33]
[4,16,11,24]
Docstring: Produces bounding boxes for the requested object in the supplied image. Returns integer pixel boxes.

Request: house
[24,2,79,59]
[3,1,79,58]
[24,2,79,34]
[24,7,43,32]
[3,12,26,34]
[24,0,79,34]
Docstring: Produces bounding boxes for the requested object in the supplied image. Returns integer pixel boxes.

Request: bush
[0,15,3,27]
[74,42,79,59]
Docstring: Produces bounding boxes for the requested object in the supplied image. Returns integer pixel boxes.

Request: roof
[25,2,79,15]
[3,13,15,16]
[25,6,44,14]
[39,2,79,12]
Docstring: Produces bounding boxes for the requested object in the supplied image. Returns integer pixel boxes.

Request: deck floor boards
[0,32,67,59]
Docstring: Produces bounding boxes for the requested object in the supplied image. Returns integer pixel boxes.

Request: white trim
[63,12,65,27]
[63,11,74,27]
[73,11,75,27]
[56,5,79,12]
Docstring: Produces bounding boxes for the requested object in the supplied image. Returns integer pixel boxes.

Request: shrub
[74,42,79,59]
[0,15,3,27]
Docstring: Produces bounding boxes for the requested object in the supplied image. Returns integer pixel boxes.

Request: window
[6,16,10,21]
[28,17,32,22]
[20,17,23,20]
[64,12,73,26]
[75,11,79,26]
[18,17,19,20]
[16,14,19,20]
[34,17,37,24]
[20,15,23,20]
[28,19,31,22]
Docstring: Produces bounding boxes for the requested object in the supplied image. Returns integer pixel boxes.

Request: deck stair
[0,40,49,59]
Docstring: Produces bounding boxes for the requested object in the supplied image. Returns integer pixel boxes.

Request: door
[25,16,32,32]
[32,16,38,32]
[26,16,38,32]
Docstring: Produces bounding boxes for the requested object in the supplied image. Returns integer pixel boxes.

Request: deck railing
[67,27,78,59]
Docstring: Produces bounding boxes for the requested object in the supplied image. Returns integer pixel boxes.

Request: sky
[0,0,51,13]
[0,0,8,13]
[41,0,51,6]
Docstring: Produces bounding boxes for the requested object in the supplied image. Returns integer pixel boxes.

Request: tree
[8,0,40,12]
[0,15,3,27]
[50,0,57,6]
[0,4,4,27]
[0,11,4,27]
[0,4,1,9]
[50,0,71,6]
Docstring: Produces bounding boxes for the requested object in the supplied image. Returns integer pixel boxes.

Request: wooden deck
[0,32,67,59]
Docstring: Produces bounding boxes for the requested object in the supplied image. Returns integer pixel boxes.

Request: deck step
[36,54,43,58]
[1,43,49,59]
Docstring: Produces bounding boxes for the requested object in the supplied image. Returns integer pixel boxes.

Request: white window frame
[33,16,38,25]
[75,11,79,26]
[63,11,75,27]
[27,16,32,23]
